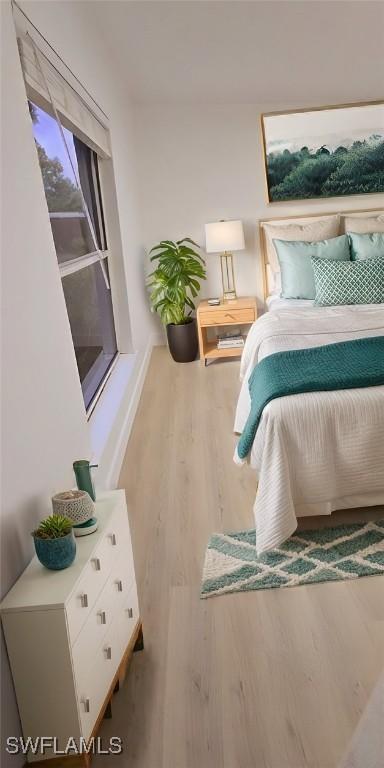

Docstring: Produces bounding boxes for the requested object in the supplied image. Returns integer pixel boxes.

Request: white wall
[134,104,384,314]
[0,2,154,763]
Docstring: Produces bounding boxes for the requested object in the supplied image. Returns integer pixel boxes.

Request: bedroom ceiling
[91,0,384,105]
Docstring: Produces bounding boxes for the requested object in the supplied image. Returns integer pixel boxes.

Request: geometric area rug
[201,519,384,598]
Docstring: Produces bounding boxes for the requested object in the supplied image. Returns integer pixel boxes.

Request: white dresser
[0,490,141,765]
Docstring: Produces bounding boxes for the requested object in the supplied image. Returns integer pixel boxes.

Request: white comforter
[234,305,384,553]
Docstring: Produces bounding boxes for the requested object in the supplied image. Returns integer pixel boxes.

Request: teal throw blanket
[237,336,384,460]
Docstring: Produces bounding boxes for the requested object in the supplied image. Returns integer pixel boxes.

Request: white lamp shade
[205,220,245,253]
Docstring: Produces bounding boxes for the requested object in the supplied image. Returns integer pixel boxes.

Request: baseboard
[105,335,156,488]
[152,330,166,346]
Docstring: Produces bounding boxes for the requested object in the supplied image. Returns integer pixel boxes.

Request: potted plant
[32,514,76,570]
[147,238,206,362]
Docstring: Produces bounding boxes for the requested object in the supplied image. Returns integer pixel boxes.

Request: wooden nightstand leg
[134,625,144,652]
[197,318,206,361]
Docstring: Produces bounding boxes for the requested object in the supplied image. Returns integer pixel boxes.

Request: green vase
[73,460,97,501]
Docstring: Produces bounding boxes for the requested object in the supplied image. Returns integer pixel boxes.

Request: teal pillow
[348,232,384,261]
[312,256,384,306]
[273,235,350,300]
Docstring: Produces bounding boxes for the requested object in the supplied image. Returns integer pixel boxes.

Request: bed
[234,209,384,553]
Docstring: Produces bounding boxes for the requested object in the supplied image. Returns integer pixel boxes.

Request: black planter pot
[166,318,198,363]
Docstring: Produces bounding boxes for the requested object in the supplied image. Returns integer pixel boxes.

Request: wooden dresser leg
[133,625,144,652]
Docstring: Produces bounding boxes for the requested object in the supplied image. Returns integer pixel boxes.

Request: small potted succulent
[147,238,206,362]
[32,514,76,570]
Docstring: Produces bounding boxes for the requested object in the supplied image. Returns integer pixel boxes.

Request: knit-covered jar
[51,490,94,525]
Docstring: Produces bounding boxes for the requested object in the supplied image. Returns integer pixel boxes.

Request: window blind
[14,8,111,158]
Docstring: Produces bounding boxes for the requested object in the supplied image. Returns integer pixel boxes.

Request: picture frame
[261,100,384,204]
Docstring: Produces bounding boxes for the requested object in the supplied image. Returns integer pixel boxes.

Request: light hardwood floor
[95,347,384,768]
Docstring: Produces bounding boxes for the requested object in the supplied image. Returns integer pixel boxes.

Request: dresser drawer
[77,628,121,740]
[199,307,255,326]
[98,504,131,574]
[72,554,135,689]
[66,506,131,642]
[77,585,140,740]
[112,589,139,665]
[65,553,107,643]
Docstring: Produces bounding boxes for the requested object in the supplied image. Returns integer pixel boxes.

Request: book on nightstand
[217,331,245,350]
[217,340,244,349]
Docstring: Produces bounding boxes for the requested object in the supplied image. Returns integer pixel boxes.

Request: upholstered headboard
[259,208,384,299]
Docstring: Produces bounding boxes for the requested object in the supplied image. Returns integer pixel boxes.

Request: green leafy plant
[33,514,73,539]
[147,238,206,325]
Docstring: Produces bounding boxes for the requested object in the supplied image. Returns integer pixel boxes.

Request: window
[29,102,117,411]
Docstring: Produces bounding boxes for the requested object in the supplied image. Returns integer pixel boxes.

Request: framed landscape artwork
[261,101,384,203]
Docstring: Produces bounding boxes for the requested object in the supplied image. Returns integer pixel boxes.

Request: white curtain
[14,5,111,158]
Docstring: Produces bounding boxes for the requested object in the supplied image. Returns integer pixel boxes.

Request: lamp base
[220,252,237,302]
[223,290,237,301]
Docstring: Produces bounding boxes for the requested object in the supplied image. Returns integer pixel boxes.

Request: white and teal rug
[201,520,384,598]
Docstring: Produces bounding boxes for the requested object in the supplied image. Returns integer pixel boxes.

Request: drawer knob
[80,593,88,608]
[109,533,117,546]
[225,313,235,320]
[98,610,106,625]
[82,698,90,713]
[127,607,133,619]
[104,646,112,660]
[116,580,123,592]
[92,557,101,571]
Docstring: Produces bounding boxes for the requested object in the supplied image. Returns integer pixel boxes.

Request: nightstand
[196,297,257,365]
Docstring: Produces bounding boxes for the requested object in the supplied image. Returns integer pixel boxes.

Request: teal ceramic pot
[33,531,76,570]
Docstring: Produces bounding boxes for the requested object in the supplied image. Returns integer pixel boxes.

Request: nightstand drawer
[199,307,255,326]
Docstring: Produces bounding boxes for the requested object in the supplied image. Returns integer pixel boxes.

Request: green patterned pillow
[312,256,384,306]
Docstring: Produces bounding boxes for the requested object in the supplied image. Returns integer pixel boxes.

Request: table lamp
[205,220,245,300]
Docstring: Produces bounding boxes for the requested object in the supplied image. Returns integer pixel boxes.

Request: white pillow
[262,215,340,271]
[343,214,384,234]
[266,264,281,294]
